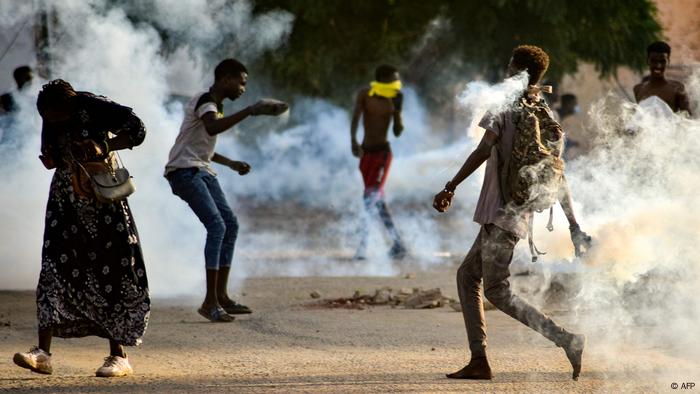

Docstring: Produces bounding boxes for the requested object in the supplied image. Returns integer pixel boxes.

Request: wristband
[102,139,109,154]
[444,181,456,193]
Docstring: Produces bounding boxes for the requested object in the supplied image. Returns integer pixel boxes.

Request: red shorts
[359,150,392,198]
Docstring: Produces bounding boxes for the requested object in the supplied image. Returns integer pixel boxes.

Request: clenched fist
[433,189,454,213]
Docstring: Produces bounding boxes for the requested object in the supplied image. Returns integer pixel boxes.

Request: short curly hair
[647,41,671,57]
[214,58,248,81]
[375,64,398,82]
[511,45,550,85]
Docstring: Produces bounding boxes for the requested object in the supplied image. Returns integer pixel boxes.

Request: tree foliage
[252,0,661,105]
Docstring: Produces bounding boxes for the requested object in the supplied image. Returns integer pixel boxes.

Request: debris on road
[307,287,455,310]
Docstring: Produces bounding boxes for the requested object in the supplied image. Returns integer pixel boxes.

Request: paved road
[0,273,695,393]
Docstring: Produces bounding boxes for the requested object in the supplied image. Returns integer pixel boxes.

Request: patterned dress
[37,93,149,346]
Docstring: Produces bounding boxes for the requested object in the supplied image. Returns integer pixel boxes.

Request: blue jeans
[166,168,238,270]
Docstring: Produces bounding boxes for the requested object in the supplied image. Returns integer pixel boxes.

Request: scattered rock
[404,288,451,309]
[0,320,10,327]
[404,272,416,279]
[310,290,322,299]
[373,288,393,304]
[308,286,456,310]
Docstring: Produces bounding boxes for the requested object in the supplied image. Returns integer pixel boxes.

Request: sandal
[197,306,234,322]
[220,300,253,315]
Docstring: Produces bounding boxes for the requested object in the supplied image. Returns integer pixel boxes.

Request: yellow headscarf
[368,80,402,98]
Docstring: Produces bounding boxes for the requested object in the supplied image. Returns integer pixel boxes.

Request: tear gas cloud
[529,90,700,378]
[0,0,487,294]
[0,2,699,377]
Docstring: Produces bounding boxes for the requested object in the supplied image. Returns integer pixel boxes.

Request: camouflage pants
[456,224,570,358]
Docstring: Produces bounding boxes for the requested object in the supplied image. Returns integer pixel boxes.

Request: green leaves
[257,0,660,104]
[138,0,662,105]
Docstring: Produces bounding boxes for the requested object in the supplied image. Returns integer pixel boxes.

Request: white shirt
[164,92,221,176]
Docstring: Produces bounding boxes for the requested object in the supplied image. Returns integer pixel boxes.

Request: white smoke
[0,2,33,26]
[0,0,534,293]
[0,0,294,294]
[457,71,528,138]
[3,5,698,379]
[2,1,698,385]
[527,86,700,380]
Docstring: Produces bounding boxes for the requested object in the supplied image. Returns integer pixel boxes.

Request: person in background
[634,41,691,114]
[556,94,590,160]
[1,66,34,144]
[350,64,407,260]
[1,65,33,113]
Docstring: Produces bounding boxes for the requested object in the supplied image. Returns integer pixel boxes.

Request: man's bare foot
[563,333,585,380]
[446,357,493,380]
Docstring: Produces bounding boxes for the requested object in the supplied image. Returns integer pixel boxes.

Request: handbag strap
[113,150,125,169]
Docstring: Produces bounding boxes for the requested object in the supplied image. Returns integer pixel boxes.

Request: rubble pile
[309,287,456,310]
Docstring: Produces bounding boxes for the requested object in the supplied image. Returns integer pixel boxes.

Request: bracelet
[444,181,456,193]
[102,139,109,154]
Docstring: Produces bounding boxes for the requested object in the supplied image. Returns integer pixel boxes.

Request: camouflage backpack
[500,97,564,212]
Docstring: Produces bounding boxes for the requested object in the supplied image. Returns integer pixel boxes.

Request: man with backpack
[433,45,585,381]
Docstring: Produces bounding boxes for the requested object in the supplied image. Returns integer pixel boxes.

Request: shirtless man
[633,41,691,114]
[350,64,407,260]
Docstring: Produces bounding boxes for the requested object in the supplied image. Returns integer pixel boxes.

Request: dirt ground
[0,263,695,394]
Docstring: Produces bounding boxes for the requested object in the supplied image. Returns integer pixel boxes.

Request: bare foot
[563,333,586,380]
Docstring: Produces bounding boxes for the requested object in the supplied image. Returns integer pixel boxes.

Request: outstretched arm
[433,130,498,212]
[212,152,251,175]
[202,107,254,136]
[350,90,365,157]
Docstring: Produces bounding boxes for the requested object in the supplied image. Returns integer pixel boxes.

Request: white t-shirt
[164,92,221,176]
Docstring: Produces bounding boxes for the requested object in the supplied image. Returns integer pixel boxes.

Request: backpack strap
[527,214,547,263]
[546,206,554,232]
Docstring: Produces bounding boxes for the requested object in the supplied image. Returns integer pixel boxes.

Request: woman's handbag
[72,153,135,203]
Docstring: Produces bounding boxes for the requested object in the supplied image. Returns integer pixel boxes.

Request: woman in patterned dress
[13,80,150,378]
